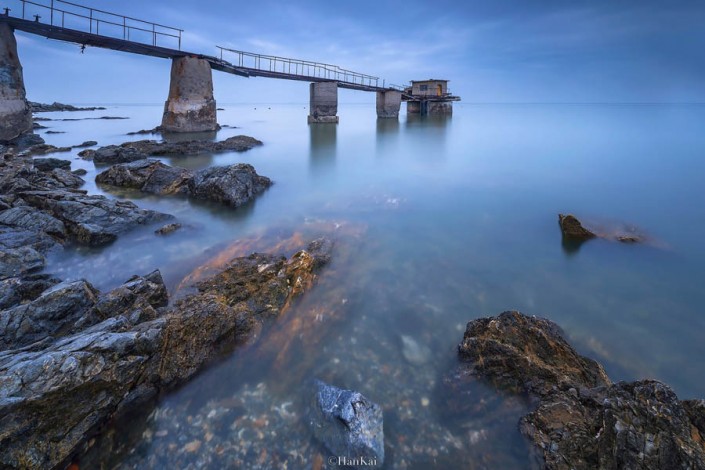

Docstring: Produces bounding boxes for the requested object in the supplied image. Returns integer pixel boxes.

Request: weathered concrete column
[0,23,33,142]
[308,82,338,123]
[376,90,401,118]
[406,101,421,115]
[161,56,218,132]
[428,101,453,115]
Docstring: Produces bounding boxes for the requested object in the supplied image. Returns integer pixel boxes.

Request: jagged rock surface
[454,311,705,469]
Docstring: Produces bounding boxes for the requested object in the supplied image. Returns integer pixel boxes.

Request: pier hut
[403,79,460,115]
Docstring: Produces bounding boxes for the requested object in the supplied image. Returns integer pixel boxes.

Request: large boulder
[454,311,705,469]
[95,159,191,195]
[558,214,596,241]
[188,164,272,208]
[310,380,385,466]
[32,158,71,172]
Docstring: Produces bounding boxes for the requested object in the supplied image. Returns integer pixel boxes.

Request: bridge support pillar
[308,82,338,123]
[0,23,33,142]
[161,56,218,133]
[376,90,401,118]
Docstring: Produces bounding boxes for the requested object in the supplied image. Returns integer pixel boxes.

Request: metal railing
[2,0,183,49]
[217,46,380,88]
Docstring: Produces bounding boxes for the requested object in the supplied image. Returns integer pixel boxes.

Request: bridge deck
[0,14,397,93]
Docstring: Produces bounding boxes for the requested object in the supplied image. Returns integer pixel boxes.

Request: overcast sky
[10,0,705,104]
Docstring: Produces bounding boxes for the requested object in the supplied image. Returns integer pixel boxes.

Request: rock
[29,101,106,112]
[558,214,596,241]
[72,168,87,176]
[127,128,159,136]
[44,131,65,134]
[0,280,99,350]
[455,311,705,469]
[20,144,72,156]
[310,380,385,465]
[0,206,67,239]
[4,133,44,151]
[33,123,47,130]
[85,135,262,163]
[19,190,172,246]
[155,222,182,235]
[0,246,45,280]
[32,157,71,172]
[188,164,272,208]
[0,274,60,310]
[400,334,431,365]
[0,240,332,468]
[73,141,97,148]
[97,161,272,208]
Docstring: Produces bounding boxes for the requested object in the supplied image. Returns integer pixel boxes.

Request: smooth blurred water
[37,102,705,468]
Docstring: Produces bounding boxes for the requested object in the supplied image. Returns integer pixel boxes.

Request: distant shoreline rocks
[29,101,106,113]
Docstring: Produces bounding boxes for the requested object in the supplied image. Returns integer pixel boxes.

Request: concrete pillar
[406,101,421,115]
[428,101,453,115]
[161,56,218,133]
[308,82,338,123]
[0,23,33,142]
[376,90,401,118]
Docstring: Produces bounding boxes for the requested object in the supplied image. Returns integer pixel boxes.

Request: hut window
[420,85,428,91]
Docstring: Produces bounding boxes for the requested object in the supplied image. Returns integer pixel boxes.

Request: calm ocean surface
[38,102,705,468]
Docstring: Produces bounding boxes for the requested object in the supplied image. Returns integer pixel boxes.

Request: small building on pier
[403,79,460,115]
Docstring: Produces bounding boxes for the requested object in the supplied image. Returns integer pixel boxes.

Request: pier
[0,0,460,138]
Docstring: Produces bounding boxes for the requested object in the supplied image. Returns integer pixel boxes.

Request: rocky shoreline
[449,311,705,469]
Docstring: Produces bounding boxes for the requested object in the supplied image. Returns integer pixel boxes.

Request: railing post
[50,0,53,25]
[22,1,25,19]
[152,24,155,46]
[123,17,126,40]
[89,9,92,34]
[178,31,181,50]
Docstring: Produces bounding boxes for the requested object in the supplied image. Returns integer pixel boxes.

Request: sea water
[35,102,705,468]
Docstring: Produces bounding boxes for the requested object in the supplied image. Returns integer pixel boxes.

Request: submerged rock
[558,213,647,247]
[155,222,182,235]
[310,380,385,465]
[454,311,705,469]
[81,135,263,164]
[97,160,272,208]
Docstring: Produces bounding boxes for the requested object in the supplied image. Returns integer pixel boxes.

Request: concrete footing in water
[376,90,401,118]
[0,23,33,142]
[407,100,453,116]
[308,82,339,124]
[161,56,218,132]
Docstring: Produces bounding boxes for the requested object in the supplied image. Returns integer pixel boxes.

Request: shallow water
[33,102,705,468]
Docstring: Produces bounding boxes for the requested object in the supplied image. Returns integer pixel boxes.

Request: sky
[8,0,705,104]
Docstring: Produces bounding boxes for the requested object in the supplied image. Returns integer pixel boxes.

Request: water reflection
[403,114,451,162]
[308,123,337,175]
[375,118,400,157]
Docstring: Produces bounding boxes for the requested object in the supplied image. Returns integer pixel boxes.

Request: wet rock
[44,130,65,134]
[310,380,385,465]
[0,245,45,280]
[3,133,44,152]
[455,311,705,469]
[558,214,596,241]
[96,159,192,195]
[188,164,272,208]
[0,280,99,350]
[97,161,272,208]
[30,101,106,112]
[0,206,67,239]
[0,240,332,469]
[0,274,61,310]
[19,190,171,246]
[458,311,609,395]
[32,157,71,172]
[155,222,182,235]
[73,140,97,148]
[126,128,159,136]
[72,168,88,176]
[33,123,47,130]
[82,135,262,163]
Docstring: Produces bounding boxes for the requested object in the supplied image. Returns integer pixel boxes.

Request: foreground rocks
[310,380,385,466]
[96,159,272,208]
[0,239,332,469]
[0,152,171,250]
[79,135,263,164]
[453,311,705,469]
